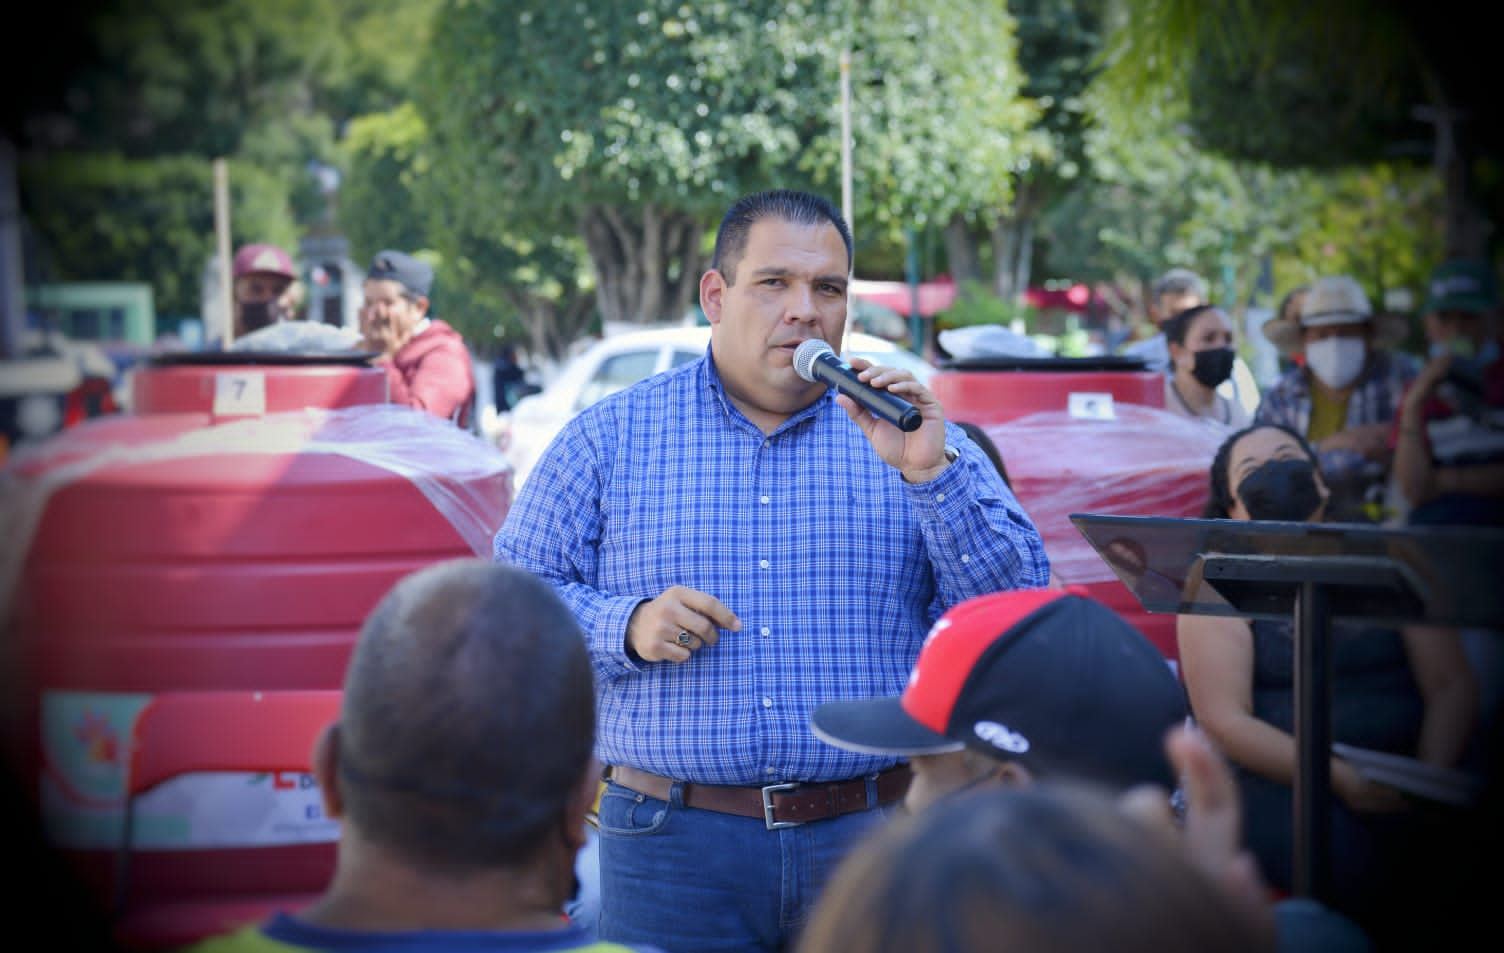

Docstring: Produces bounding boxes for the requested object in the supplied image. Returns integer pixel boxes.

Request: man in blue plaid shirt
[494,189,1050,952]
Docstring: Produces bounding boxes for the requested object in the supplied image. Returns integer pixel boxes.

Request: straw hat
[1261,275,1409,356]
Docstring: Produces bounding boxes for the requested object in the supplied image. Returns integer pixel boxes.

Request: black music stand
[1069,512,1504,902]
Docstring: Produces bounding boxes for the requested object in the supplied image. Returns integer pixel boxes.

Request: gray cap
[367,249,434,298]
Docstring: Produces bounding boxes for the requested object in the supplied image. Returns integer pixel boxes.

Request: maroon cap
[810,587,1187,791]
[233,243,296,280]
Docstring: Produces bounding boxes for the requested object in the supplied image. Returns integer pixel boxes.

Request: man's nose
[784,284,818,323]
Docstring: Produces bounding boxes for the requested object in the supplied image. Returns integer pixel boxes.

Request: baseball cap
[810,588,1187,791]
[1423,259,1499,314]
[367,249,434,299]
[232,243,297,281]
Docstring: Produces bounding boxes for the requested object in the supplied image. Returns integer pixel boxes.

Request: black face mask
[238,300,285,333]
[1236,458,1324,522]
[1191,347,1236,389]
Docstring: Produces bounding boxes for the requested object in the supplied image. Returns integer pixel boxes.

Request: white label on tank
[37,690,340,849]
[214,371,267,416]
[1068,392,1116,420]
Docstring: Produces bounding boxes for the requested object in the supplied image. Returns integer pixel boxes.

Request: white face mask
[1304,337,1367,390]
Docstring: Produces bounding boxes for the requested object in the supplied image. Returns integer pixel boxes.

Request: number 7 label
[213,372,267,416]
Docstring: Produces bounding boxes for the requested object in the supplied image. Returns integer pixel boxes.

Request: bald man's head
[335,559,594,872]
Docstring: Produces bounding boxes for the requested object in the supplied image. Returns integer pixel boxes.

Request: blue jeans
[595,778,897,953]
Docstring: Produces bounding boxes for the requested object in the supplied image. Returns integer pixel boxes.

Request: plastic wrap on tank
[0,404,512,623]
[984,404,1230,585]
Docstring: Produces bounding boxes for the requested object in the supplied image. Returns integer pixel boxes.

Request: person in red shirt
[1390,256,1501,788]
[1391,258,1504,527]
[359,249,476,429]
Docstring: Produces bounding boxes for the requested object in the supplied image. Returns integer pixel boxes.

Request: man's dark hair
[335,559,595,873]
[1201,422,1321,519]
[1161,304,1222,347]
[711,189,853,286]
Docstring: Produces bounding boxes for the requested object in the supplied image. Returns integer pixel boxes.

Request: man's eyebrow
[746,266,848,288]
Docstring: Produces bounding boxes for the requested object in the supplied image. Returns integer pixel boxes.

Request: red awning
[851,277,1095,317]
[849,276,957,318]
[1023,284,1093,313]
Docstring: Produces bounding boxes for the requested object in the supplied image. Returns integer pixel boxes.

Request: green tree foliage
[323,0,445,119]
[13,0,434,329]
[1094,0,1500,258]
[339,103,598,354]
[418,0,1037,341]
[1044,82,1442,342]
[18,153,296,316]
[964,0,1102,297]
[1280,163,1443,312]
[46,0,342,159]
[338,105,431,267]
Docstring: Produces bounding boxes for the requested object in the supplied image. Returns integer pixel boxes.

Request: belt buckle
[761,781,801,830]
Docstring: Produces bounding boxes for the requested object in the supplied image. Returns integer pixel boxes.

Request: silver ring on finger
[677,631,693,647]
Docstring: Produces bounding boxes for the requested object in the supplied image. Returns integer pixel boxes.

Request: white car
[498,325,934,490]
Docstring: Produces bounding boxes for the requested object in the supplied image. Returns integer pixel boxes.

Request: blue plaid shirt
[1254,349,1419,515]
[493,349,1050,785]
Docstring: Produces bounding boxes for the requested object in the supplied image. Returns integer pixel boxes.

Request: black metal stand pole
[1293,580,1334,900]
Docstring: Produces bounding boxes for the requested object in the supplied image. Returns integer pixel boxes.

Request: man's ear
[560,759,603,853]
[312,722,345,821]
[700,270,726,326]
[994,760,1034,787]
[414,295,431,317]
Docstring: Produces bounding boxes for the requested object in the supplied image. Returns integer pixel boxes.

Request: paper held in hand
[1332,743,1483,807]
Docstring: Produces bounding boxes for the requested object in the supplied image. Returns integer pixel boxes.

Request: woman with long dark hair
[1178,423,1478,949]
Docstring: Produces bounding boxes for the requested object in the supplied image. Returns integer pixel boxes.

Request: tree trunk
[942,214,981,287]
[1415,65,1488,261]
[580,203,705,327]
[1013,217,1034,303]
[507,287,597,366]
[992,179,1045,302]
[991,216,1021,300]
[1440,119,1487,260]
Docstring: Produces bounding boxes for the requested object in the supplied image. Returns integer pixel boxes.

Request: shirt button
[961,553,971,563]
[761,626,771,637]
[759,559,770,569]
[760,495,770,504]
[762,697,773,708]
[765,766,777,775]
[936,492,946,502]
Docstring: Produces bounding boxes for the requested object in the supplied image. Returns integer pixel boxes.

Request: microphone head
[793,338,836,383]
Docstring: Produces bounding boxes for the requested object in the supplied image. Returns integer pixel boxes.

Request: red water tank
[1,356,511,950]
[932,357,1225,667]
[929,355,1165,427]
[130,353,389,416]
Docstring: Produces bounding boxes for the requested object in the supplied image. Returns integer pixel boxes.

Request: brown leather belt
[609,763,912,829]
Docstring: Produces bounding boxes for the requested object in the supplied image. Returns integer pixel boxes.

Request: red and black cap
[810,588,1187,791]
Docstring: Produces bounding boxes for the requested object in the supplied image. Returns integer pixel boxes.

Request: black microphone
[793,339,923,433]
